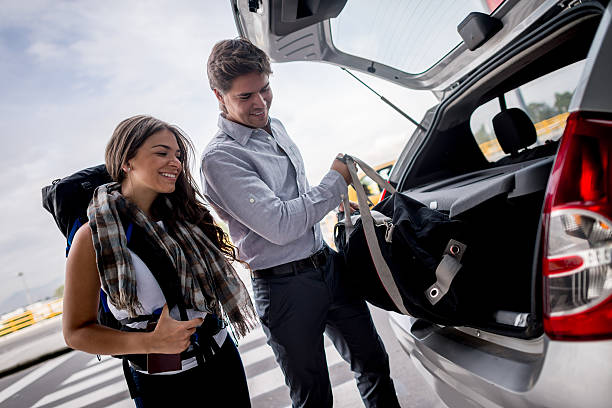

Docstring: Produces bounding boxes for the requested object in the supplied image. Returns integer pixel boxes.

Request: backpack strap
[66,218,84,257]
[122,357,141,400]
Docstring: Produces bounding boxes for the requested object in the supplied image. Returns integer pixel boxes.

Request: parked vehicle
[232,0,612,407]
[347,160,395,206]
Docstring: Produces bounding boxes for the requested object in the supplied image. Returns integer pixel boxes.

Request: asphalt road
[0,306,444,408]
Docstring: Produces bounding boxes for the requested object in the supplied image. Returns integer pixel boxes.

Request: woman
[63,115,257,406]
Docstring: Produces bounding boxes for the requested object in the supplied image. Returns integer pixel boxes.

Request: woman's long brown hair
[105,115,237,260]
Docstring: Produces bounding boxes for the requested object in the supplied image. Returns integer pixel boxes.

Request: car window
[377,166,392,180]
[330,0,504,75]
[359,164,393,197]
[360,175,381,197]
[470,60,585,162]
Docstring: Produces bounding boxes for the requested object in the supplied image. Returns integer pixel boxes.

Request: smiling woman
[62,115,257,407]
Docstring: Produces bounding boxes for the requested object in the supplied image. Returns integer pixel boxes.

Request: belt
[252,247,330,279]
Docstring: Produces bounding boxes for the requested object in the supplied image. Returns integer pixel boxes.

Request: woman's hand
[148,304,203,354]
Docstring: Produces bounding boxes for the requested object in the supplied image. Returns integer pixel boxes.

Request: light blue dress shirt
[200,115,347,270]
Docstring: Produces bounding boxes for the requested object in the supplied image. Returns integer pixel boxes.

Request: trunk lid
[232,0,556,93]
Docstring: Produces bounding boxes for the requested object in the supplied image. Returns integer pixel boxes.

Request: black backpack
[42,164,113,256]
[42,165,133,332]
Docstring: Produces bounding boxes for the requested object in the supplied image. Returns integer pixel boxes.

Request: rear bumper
[389,313,612,408]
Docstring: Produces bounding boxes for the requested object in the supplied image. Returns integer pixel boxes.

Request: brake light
[542,111,612,340]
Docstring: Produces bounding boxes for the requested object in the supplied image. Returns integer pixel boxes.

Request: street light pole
[17,272,33,306]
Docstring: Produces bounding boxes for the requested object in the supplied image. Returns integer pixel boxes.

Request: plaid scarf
[87,183,257,338]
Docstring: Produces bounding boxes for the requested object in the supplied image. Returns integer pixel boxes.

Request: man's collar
[218,115,271,146]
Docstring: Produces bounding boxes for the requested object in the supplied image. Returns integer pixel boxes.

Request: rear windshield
[330,0,505,74]
[470,60,584,162]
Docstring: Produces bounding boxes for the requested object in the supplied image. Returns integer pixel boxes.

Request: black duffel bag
[334,155,470,326]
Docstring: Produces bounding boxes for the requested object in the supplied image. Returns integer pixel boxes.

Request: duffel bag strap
[425,239,467,305]
[341,189,354,239]
[349,156,397,195]
[344,155,410,315]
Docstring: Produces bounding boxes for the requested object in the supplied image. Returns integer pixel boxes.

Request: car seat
[493,108,559,165]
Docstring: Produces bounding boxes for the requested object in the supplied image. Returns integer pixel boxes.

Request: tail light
[542,111,612,340]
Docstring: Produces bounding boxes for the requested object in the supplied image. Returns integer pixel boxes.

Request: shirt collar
[218,114,271,146]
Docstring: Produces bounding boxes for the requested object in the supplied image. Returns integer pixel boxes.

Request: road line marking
[49,380,127,408]
[248,342,344,398]
[61,356,122,385]
[237,325,266,346]
[0,351,73,404]
[106,399,134,408]
[32,368,124,407]
[241,342,276,366]
[85,354,113,367]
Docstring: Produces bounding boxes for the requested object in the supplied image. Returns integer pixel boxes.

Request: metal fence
[0,298,63,337]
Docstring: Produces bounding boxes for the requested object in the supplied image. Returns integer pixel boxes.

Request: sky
[0,0,436,313]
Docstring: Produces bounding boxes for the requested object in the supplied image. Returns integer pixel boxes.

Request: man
[201,38,400,408]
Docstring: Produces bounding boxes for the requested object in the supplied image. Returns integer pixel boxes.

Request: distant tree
[525,91,574,123]
[554,91,573,114]
[54,284,64,298]
[474,124,494,144]
[526,102,558,123]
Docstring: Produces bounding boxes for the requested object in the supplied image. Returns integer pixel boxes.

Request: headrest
[492,108,537,156]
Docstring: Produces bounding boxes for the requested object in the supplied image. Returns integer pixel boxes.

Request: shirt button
[267,136,272,141]
[249,198,255,203]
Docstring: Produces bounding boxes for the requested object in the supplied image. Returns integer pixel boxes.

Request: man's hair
[207,38,272,93]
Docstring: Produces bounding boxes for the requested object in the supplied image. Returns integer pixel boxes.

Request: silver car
[232,0,612,406]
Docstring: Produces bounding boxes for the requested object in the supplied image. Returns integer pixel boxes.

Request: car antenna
[341,67,427,132]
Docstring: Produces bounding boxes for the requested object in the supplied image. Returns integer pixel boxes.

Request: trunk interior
[396,2,605,338]
[404,158,552,337]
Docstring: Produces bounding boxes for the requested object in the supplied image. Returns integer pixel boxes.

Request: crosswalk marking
[0,352,72,404]
[32,366,126,408]
[245,328,346,399]
[240,341,275,366]
[45,380,127,408]
[62,355,122,385]
[85,354,112,367]
[0,324,363,407]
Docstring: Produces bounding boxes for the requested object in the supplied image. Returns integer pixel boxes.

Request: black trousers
[252,248,400,408]
[129,335,251,407]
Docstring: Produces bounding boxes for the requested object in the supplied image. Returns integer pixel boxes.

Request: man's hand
[331,154,351,184]
[339,200,359,214]
[148,304,203,354]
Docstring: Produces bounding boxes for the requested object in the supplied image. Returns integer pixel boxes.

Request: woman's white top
[107,238,227,375]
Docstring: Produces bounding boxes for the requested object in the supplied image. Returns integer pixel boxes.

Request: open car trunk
[393,2,605,338]
[403,157,554,337]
